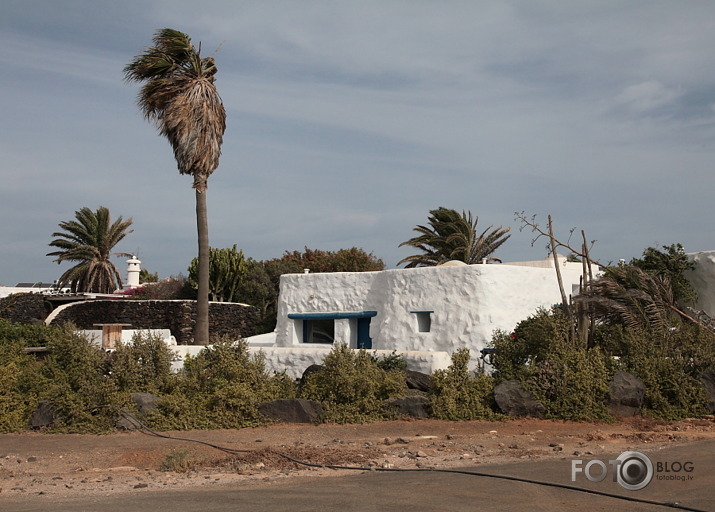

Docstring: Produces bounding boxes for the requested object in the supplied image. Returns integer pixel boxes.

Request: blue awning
[288,311,377,320]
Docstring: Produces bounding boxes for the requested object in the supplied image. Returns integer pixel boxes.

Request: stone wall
[50,300,258,345]
[0,293,51,324]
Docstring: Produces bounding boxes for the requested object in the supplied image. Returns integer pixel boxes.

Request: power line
[118,410,709,512]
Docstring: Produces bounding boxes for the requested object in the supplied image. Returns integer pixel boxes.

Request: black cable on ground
[118,410,709,512]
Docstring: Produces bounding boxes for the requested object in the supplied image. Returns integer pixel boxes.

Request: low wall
[169,345,452,379]
[51,300,258,345]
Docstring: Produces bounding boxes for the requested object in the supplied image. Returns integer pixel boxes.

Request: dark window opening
[412,311,433,333]
[303,319,334,344]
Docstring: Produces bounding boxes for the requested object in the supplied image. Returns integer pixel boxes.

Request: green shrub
[489,305,715,421]
[40,327,124,432]
[0,318,61,347]
[109,332,176,394]
[148,338,295,430]
[617,324,714,419]
[0,321,126,432]
[489,307,572,382]
[430,348,498,420]
[489,308,612,420]
[160,448,197,473]
[372,350,408,371]
[0,347,46,432]
[528,344,611,421]
[300,344,407,422]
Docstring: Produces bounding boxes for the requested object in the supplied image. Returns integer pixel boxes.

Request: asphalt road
[3,441,713,512]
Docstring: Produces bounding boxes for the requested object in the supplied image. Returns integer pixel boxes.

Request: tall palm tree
[398,207,511,267]
[124,28,226,344]
[47,206,133,293]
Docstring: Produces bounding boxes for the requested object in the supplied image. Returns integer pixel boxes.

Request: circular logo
[615,451,653,491]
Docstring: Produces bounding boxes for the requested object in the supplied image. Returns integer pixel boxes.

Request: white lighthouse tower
[125,255,142,289]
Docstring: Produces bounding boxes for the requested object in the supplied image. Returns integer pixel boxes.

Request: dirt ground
[1,416,713,499]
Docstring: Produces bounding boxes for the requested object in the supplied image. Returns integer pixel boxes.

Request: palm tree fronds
[47,206,133,294]
[398,207,511,267]
[575,265,677,332]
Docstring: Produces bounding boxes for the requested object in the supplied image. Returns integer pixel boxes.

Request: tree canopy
[629,243,697,305]
[398,207,511,267]
[47,206,133,293]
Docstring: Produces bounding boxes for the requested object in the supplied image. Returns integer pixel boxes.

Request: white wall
[168,344,452,378]
[276,260,588,357]
[0,287,55,299]
[687,251,715,317]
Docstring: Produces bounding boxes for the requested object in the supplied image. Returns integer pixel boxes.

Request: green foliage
[160,448,197,473]
[489,305,715,420]
[491,310,613,420]
[2,321,299,432]
[489,307,571,382]
[40,328,122,432]
[0,321,123,432]
[429,349,498,420]
[630,243,697,305]
[0,335,46,432]
[274,247,386,273]
[617,324,715,419]
[233,258,276,332]
[398,207,511,267]
[0,317,58,347]
[188,245,249,302]
[372,350,408,371]
[299,344,407,423]
[139,268,159,284]
[46,206,133,294]
[148,338,295,430]
[109,332,176,394]
[528,344,611,421]
[581,265,678,332]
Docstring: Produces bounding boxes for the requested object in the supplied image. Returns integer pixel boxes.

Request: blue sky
[1,1,714,285]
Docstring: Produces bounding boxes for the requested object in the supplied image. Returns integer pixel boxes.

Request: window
[288,311,377,345]
[412,311,433,333]
[303,318,334,344]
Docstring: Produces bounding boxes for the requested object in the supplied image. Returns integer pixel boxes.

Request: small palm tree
[576,265,677,332]
[47,206,133,293]
[124,28,226,344]
[398,207,511,267]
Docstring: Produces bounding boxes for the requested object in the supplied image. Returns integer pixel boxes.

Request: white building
[234,256,593,376]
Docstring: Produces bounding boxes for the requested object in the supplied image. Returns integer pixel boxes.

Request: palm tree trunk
[195,188,210,345]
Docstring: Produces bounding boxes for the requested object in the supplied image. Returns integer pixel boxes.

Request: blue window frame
[288,311,377,345]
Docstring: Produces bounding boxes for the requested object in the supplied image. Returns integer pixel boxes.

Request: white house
[237,255,592,377]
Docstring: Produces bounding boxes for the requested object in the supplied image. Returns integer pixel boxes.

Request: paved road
[3,441,713,512]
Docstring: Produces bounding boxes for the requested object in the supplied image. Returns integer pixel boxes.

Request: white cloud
[613,81,682,114]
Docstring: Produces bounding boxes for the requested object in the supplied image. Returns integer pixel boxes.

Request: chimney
[125,255,142,289]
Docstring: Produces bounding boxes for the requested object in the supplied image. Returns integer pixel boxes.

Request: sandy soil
[1,416,713,498]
